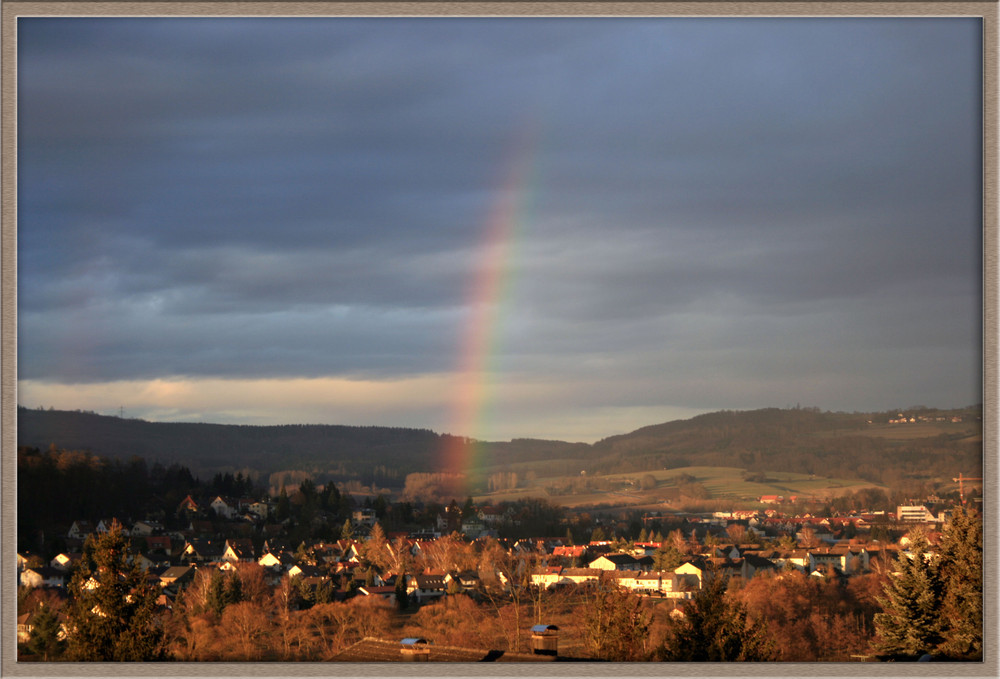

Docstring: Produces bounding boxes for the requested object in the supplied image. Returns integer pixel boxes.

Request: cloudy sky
[16,17,983,443]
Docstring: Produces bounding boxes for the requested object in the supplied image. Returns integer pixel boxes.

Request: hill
[17,405,982,494]
[585,406,982,488]
[16,407,448,482]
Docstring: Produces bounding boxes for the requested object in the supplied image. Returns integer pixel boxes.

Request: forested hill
[16,407,449,480]
[17,404,982,487]
[587,406,983,486]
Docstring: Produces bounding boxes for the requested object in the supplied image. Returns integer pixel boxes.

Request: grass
[472,464,884,508]
[824,421,981,441]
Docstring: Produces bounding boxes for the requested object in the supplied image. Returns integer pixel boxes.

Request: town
[16,468,983,663]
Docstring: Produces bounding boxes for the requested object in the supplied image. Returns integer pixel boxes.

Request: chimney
[400,638,430,661]
[530,624,559,656]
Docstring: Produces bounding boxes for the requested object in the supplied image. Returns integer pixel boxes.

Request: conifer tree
[932,508,982,659]
[64,522,166,661]
[658,575,775,661]
[395,572,410,611]
[873,532,944,659]
[652,543,682,572]
[275,484,291,521]
[26,603,65,660]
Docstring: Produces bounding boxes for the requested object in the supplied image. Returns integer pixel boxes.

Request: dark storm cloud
[17,17,982,421]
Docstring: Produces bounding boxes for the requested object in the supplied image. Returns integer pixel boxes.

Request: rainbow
[441,120,540,480]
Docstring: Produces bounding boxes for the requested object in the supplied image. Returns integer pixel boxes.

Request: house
[67,520,95,540]
[158,565,195,588]
[552,545,587,560]
[352,508,376,528]
[49,553,83,572]
[478,506,504,526]
[262,538,291,555]
[742,553,778,578]
[606,570,643,590]
[633,571,690,597]
[407,573,447,603]
[17,551,38,572]
[555,568,602,587]
[177,495,200,515]
[358,585,397,604]
[20,567,67,589]
[133,553,167,572]
[772,549,812,572]
[674,560,711,590]
[95,518,122,534]
[182,539,225,563]
[210,496,239,520]
[288,564,325,580]
[144,535,173,554]
[446,570,482,592]
[588,553,642,572]
[223,538,256,563]
[531,566,564,589]
[130,520,163,537]
[17,613,34,644]
[259,550,296,572]
[460,518,486,537]
[248,501,272,520]
[17,606,68,645]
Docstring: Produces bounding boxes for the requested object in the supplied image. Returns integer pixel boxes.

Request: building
[896,505,937,523]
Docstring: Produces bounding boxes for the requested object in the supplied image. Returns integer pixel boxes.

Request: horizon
[17,401,983,446]
[16,18,983,445]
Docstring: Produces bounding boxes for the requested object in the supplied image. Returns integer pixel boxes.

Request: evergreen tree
[932,508,982,659]
[206,570,228,617]
[873,532,944,659]
[658,575,776,661]
[395,573,410,611]
[26,603,65,660]
[64,522,166,661]
[223,571,244,608]
[275,485,290,521]
[341,518,354,542]
[652,543,682,572]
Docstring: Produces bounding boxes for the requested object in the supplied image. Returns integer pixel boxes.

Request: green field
[823,421,981,441]
[473,464,883,508]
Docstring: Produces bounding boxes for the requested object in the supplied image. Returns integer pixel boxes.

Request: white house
[588,553,642,572]
[20,567,67,589]
[210,496,239,520]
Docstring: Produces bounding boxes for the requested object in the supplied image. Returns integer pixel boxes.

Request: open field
[824,421,981,441]
[473,465,884,509]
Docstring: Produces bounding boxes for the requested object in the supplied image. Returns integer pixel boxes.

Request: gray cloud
[16,17,982,432]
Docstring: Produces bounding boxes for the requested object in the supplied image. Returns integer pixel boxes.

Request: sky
[16,17,983,444]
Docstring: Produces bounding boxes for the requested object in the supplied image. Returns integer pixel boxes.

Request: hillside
[16,407,448,481]
[586,406,983,488]
[17,405,982,492]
